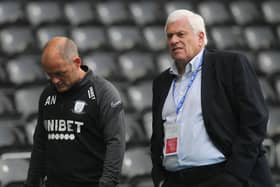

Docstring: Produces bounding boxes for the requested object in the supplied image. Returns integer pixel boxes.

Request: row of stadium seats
[1,49,280,83]
[0,24,278,57]
[0,1,279,27]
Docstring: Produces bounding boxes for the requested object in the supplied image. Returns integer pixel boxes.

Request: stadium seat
[64,1,96,26]
[267,106,280,137]
[197,2,232,25]
[71,26,107,53]
[273,75,280,101]
[24,115,37,146]
[124,114,147,145]
[36,26,68,50]
[0,157,29,186]
[164,1,194,15]
[257,51,280,75]
[0,26,35,55]
[0,125,24,149]
[118,52,155,82]
[244,26,276,50]
[0,91,16,118]
[14,86,44,117]
[6,55,46,86]
[142,110,152,140]
[96,1,131,25]
[0,1,25,26]
[83,52,118,80]
[155,52,173,73]
[143,26,167,51]
[262,1,280,24]
[258,78,278,105]
[122,146,152,179]
[129,2,164,26]
[230,1,262,25]
[0,118,27,149]
[210,26,246,49]
[0,61,8,85]
[107,26,143,51]
[127,81,152,112]
[25,1,63,26]
[204,30,216,49]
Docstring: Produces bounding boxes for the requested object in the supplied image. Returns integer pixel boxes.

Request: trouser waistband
[165,162,226,185]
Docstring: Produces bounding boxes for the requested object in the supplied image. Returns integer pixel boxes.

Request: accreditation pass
[164,122,179,156]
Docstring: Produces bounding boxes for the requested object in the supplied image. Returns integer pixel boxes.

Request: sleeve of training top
[25,92,47,187]
[96,79,126,187]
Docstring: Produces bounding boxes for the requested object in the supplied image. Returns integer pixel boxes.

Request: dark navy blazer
[151,49,275,187]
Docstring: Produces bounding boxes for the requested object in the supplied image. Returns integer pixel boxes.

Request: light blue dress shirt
[162,48,225,171]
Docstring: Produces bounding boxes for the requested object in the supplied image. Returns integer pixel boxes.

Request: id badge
[163,122,179,156]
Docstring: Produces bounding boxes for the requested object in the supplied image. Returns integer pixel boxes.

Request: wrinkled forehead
[43,60,69,75]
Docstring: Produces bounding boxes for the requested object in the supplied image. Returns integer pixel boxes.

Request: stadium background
[0,0,279,186]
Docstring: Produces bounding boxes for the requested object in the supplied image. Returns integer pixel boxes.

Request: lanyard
[172,59,203,115]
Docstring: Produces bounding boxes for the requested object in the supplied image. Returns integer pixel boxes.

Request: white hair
[164,9,208,45]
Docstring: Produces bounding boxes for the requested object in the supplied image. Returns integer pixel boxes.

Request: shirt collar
[169,48,205,77]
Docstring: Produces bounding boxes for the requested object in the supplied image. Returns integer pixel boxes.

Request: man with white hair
[151,9,275,187]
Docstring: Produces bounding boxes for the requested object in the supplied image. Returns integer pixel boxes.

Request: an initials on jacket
[44,95,56,106]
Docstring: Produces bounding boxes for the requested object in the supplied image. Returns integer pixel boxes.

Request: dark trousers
[46,180,99,187]
[163,162,246,187]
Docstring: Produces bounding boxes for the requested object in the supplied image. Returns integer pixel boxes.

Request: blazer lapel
[201,49,215,124]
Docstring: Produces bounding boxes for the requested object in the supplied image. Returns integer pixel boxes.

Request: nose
[169,35,179,46]
[51,77,60,84]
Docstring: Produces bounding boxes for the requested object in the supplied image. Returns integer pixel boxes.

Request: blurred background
[0,0,279,186]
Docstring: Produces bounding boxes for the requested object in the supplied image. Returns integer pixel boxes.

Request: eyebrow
[166,31,186,37]
[47,70,67,77]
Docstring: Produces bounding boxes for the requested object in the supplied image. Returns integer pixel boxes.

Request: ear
[72,56,81,67]
[198,32,205,46]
